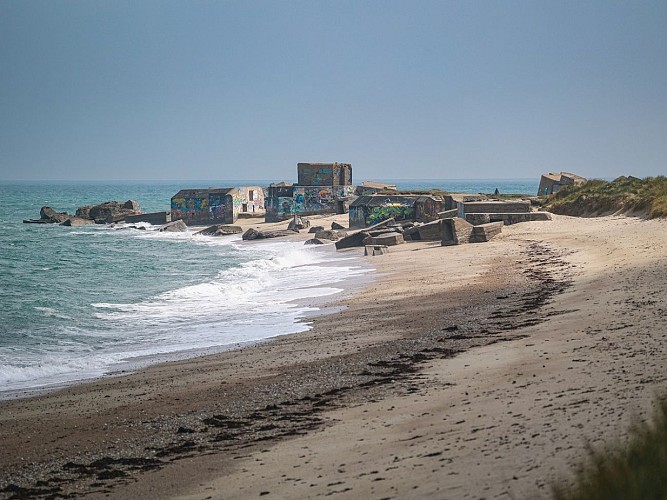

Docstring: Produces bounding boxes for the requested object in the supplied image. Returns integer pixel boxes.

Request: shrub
[552,398,667,500]
[545,176,667,218]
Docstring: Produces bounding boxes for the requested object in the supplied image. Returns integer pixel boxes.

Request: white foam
[1,240,370,396]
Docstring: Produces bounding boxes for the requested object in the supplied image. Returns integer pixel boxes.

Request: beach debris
[364,244,388,256]
[437,208,458,219]
[195,224,243,237]
[335,217,396,250]
[287,216,310,232]
[159,220,188,232]
[363,232,404,246]
[313,230,342,241]
[441,217,503,245]
[403,220,443,241]
[335,230,370,249]
[537,171,586,196]
[470,221,504,243]
[242,228,293,240]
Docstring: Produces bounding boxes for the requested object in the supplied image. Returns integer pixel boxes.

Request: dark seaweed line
[0,240,574,500]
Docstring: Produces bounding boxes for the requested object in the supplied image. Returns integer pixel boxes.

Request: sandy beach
[1,213,667,499]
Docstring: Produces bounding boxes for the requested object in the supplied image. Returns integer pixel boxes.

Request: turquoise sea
[0,179,537,397]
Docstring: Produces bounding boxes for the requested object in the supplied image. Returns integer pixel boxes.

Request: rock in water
[304,238,326,245]
[242,228,261,240]
[75,205,93,219]
[61,217,95,227]
[122,200,141,211]
[196,224,243,236]
[242,228,293,240]
[39,206,70,223]
[159,220,188,232]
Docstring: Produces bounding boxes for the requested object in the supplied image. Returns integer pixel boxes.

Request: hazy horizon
[2,1,665,182]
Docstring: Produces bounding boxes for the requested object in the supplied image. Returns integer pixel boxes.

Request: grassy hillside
[552,398,667,499]
[545,176,667,218]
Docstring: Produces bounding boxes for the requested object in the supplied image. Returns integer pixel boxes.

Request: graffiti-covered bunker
[171,186,265,225]
[265,163,354,222]
[349,195,444,229]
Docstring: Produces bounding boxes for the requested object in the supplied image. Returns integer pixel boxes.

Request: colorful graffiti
[265,185,354,221]
[171,186,265,225]
[367,203,414,226]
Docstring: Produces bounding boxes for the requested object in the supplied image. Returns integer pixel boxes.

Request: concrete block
[441,217,474,246]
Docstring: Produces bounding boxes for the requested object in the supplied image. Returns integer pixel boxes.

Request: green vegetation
[552,398,667,500]
[545,176,667,218]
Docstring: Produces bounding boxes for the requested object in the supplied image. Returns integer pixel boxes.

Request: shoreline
[0,213,371,401]
[2,215,667,499]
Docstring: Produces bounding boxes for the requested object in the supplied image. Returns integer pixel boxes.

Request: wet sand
[1,214,667,499]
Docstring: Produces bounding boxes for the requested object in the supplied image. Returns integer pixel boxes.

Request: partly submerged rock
[304,238,326,245]
[159,220,188,232]
[61,217,95,227]
[39,206,70,223]
[196,224,243,236]
[242,228,293,240]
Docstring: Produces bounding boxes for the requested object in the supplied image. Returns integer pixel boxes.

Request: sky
[1,0,666,182]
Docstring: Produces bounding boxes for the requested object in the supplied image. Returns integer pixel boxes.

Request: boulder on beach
[287,217,310,231]
[308,225,325,234]
[242,228,293,240]
[196,224,243,237]
[304,238,326,245]
[363,232,405,246]
[159,220,188,232]
[314,230,342,241]
[331,221,346,230]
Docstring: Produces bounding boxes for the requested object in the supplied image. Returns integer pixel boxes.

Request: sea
[0,179,537,398]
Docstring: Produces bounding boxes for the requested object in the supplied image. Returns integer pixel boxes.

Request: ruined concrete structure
[348,195,443,229]
[441,218,504,246]
[538,172,587,196]
[171,186,264,226]
[265,163,354,222]
[297,162,352,186]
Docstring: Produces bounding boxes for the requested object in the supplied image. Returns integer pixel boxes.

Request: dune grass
[545,176,667,218]
[552,398,667,500]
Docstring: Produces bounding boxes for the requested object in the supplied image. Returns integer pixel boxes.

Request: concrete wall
[171,186,263,225]
[349,196,443,229]
[465,212,552,225]
[457,200,531,217]
[265,185,354,222]
[124,212,169,225]
[224,186,265,221]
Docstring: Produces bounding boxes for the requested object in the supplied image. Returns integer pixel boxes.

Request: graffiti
[171,186,264,225]
[367,203,414,226]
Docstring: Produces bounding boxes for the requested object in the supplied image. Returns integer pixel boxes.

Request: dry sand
[1,214,667,499]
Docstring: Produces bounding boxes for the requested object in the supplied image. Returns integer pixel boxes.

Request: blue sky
[1,0,666,181]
